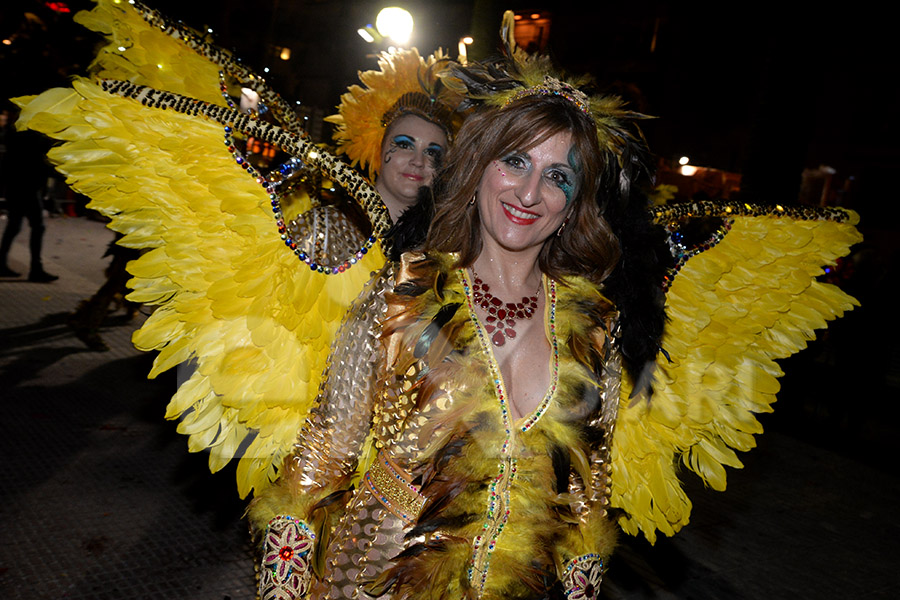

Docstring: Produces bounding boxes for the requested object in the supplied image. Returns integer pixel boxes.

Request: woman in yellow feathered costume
[15,2,860,598]
[251,78,626,600]
[247,17,860,597]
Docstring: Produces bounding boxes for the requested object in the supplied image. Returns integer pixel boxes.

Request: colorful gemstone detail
[260,515,315,600]
[653,200,854,291]
[471,269,540,347]
[459,268,559,593]
[519,281,559,432]
[563,554,605,599]
[221,121,376,274]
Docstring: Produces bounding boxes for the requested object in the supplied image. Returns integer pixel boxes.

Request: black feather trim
[414,303,461,358]
[603,187,672,395]
[394,280,429,297]
[385,184,436,261]
[408,512,479,538]
[550,444,570,494]
[311,488,353,512]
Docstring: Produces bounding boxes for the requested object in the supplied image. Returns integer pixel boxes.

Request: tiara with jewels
[441,11,651,171]
[504,75,592,118]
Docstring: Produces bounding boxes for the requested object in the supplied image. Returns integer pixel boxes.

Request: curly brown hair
[424,94,621,284]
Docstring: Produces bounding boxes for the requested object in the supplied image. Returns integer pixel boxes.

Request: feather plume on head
[440,12,653,200]
[441,12,672,393]
[325,49,463,182]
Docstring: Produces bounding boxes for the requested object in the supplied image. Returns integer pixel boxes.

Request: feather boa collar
[371,252,619,600]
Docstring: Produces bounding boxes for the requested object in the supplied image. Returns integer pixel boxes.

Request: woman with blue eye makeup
[250,20,860,594]
[376,113,448,222]
[253,87,629,599]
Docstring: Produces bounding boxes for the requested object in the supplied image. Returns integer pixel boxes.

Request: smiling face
[376,114,448,221]
[476,131,580,255]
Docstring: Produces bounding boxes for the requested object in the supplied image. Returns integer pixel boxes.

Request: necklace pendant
[471,268,541,350]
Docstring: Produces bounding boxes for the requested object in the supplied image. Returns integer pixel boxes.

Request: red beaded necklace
[471,269,542,346]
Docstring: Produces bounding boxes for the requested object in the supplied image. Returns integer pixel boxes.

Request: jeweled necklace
[471,268,541,346]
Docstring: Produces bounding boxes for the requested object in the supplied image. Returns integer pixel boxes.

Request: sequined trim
[519,279,559,431]
[651,199,854,225]
[505,76,592,117]
[220,124,377,274]
[125,0,303,134]
[662,218,733,291]
[364,450,426,523]
[652,200,855,291]
[563,554,605,600]
[458,268,559,593]
[100,79,394,248]
[467,457,517,593]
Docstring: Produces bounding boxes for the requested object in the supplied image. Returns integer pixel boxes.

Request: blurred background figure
[0,108,57,282]
[67,232,142,351]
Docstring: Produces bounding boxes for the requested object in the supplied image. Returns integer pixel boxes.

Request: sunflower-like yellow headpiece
[325,48,462,182]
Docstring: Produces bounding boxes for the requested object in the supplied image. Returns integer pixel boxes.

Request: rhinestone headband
[504,76,592,118]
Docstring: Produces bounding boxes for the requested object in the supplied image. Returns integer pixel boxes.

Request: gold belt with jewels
[364,450,427,524]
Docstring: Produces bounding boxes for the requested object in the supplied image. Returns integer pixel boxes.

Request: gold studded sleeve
[249,264,392,543]
[556,312,622,595]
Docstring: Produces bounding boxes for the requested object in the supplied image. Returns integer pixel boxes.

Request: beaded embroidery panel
[458,268,560,594]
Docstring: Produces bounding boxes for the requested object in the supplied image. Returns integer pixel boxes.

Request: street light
[458,36,473,65]
[679,156,698,176]
[357,26,378,43]
[375,7,413,45]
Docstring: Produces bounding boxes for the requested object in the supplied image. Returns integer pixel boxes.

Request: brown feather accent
[364,538,474,600]
[569,446,594,500]
[415,398,472,451]
[308,486,353,577]
[414,302,461,358]
[414,428,471,488]
[421,313,464,368]
[567,328,593,377]
[411,484,479,536]
[381,304,424,338]
[432,268,447,302]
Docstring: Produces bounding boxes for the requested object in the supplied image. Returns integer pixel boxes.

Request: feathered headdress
[442,13,669,390]
[441,12,653,206]
[325,48,463,181]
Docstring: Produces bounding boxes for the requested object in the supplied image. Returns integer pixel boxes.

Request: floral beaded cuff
[563,553,605,600]
[259,515,315,600]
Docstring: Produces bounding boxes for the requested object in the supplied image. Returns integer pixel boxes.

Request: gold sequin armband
[364,450,427,523]
[259,516,315,599]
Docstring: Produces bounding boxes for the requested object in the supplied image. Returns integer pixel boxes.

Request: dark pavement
[1,214,897,599]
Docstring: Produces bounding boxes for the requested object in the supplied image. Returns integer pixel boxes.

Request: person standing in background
[0,108,57,282]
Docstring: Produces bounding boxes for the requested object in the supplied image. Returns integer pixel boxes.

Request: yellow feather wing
[17,78,386,499]
[74,0,303,133]
[611,204,861,543]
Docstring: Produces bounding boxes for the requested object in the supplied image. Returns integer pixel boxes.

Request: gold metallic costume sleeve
[249,264,392,534]
[556,314,621,585]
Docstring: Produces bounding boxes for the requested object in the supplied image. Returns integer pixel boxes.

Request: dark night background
[2,0,898,470]
[1,2,898,597]
[2,1,897,465]
[4,1,896,210]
